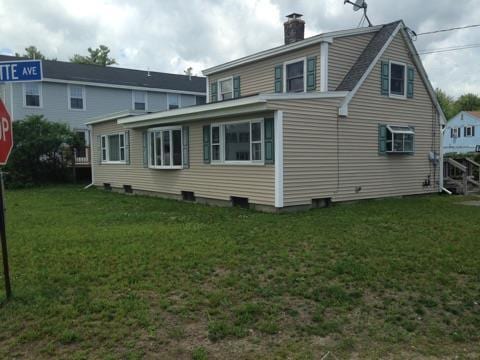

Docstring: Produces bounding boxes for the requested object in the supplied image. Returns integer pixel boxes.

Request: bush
[4,115,82,188]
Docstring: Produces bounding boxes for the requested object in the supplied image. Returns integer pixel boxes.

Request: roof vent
[284,13,305,45]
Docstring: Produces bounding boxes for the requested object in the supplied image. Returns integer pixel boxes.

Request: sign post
[0,100,13,299]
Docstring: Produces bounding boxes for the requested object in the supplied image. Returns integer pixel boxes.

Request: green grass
[1,186,480,358]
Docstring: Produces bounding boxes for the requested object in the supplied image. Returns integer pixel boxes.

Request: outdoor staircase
[443,157,480,195]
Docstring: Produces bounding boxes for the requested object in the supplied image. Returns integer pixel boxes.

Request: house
[87,14,445,212]
[0,54,206,169]
[443,111,480,154]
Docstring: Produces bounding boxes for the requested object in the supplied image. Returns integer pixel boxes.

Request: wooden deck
[444,157,480,195]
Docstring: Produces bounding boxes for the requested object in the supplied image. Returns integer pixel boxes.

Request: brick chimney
[284,13,305,45]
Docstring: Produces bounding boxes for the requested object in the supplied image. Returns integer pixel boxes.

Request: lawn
[1,186,479,359]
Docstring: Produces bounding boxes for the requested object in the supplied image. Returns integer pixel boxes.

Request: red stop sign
[0,100,13,166]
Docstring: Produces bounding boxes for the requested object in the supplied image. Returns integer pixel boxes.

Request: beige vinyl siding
[328,32,375,91]
[92,118,275,206]
[209,44,321,98]
[274,32,441,207]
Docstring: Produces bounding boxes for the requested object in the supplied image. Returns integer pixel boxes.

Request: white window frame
[452,127,460,138]
[147,126,183,169]
[132,90,148,111]
[68,84,86,111]
[386,125,415,153]
[465,125,473,137]
[217,76,234,101]
[210,118,264,165]
[167,93,181,110]
[283,57,307,93]
[101,132,126,164]
[389,60,407,99]
[23,82,43,108]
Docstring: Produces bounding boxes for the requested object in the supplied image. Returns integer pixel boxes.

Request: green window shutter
[407,66,414,98]
[97,135,102,165]
[233,76,241,98]
[381,61,389,96]
[274,65,283,93]
[210,82,217,102]
[306,56,317,91]
[264,118,275,164]
[124,131,130,165]
[142,131,148,168]
[203,125,211,164]
[182,126,190,168]
[378,124,387,154]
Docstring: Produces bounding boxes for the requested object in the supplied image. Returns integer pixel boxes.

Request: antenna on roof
[344,0,373,27]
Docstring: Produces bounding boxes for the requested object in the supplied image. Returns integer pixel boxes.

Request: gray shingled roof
[336,21,402,91]
[0,54,206,93]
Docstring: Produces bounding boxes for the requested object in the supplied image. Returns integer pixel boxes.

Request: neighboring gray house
[0,54,206,166]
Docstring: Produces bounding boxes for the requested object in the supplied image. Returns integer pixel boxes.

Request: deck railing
[72,146,91,167]
[443,157,480,194]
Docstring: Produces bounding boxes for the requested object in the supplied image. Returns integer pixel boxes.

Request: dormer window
[285,59,305,92]
[218,78,233,101]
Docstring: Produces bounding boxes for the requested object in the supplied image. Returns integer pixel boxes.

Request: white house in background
[443,111,480,154]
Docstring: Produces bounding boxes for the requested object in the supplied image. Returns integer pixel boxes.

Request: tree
[15,45,56,60]
[455,93,480,112]
[436,88,456,120]
[70,45,117,66]
[5,115,81,188]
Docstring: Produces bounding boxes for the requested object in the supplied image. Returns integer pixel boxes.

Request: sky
[0,0,479,98]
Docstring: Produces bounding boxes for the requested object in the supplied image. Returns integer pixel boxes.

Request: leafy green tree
[436,88,455,120]
[454,93,480,112]
[70,45,117,66]
[5,115,81,188]
[15,45,56,61]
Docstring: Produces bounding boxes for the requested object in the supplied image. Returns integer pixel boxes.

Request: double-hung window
[451,127,460,138]
[168,94,180,110]
[386,125,415,153]
[24,83,42,107]
[101,133,126,163]
[218,78,233,101]
[285,59,305,93]
[211,119,264,164]
[133,90,147,110]
[465,126,474,137]
[389,62,406,97]
[69,85,85,110]
[148,127,183,169]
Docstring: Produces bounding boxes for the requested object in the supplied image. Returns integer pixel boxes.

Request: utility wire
[418,43,480,55]
[416,24,480,36]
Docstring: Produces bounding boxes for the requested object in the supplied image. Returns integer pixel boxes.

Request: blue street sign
[0,60,43,82]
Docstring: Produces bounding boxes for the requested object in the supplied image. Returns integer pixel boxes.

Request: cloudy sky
[1,0,479,97]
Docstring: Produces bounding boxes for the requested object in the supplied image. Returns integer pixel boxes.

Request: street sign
[0,59,43,82]
[0,101,13,165]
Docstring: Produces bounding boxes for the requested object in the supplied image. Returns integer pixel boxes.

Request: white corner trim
[206,75,210,103]
[337,22,403,117]
[320,41,329,92]
[274,110,284,208]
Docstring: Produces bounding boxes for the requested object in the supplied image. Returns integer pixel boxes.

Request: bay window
[211,119,264,163]
[386,125,414,153]
[101,133,126,163]
[148,127,183,169]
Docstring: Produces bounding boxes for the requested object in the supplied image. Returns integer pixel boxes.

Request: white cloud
[0,0,479,97]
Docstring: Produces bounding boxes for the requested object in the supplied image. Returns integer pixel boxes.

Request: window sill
[101,161,127,165]
[210,161,266,166]
[148,166,183,170]
[69,108,86,111]
[386,151,414,155]
[388,93,407,100]
[23,105,43,109]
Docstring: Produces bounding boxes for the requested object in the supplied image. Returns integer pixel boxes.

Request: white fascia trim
[202,26,382,76]
[274,110,284,208]
[400,28,447,125]
[85,110,143,125]
[42,78,206,96]
[320,41,330,92]
[338,22,403,117]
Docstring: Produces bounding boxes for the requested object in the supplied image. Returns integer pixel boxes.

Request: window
[211,120,263,163]
[148,127,183,169]
[386,125,414,153]
[168,94,180,110]
[390,62,406,97]
[69,85,85,110]
[218,78,233,101]
[133,91,147,110]
[451,127,460,138]
[101,133,126,163]
[465,126,474,137]
[285,59,305,93]
[24,82,41,107]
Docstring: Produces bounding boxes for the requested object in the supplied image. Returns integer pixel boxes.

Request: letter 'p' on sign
[0,100,13,166]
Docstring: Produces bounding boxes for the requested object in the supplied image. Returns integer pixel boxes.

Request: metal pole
[0,171,11,299]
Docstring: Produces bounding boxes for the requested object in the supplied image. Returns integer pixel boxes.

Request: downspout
[84,125,95,189]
